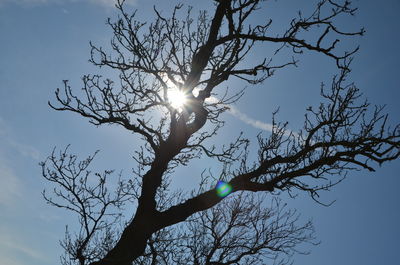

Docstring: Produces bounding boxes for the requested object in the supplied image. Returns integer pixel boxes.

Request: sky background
[0,0,399,264]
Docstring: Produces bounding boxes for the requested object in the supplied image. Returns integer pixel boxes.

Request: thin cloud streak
[228,105,274,132]
[0,117,40,160]
[0,228,49,264]
[0,159,22,207]
[229,105,297,137]
[206,96,296,136]
[0,240,46,261]
[8,140,40,160]
[0,117,38,208]
[0,0,136,8]
[0,256,22,265]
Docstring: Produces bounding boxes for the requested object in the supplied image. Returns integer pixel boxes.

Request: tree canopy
[41,1,400,264]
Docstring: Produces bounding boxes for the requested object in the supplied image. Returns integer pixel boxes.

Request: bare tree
[132,192,316,265]
[42,0,400,264]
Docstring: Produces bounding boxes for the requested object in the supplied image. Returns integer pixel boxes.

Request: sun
[168,88,187,111]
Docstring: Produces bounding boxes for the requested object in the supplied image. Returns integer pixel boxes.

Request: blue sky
[0,0,399,264]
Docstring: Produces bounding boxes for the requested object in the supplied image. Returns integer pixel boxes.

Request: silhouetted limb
[42,1,398,265]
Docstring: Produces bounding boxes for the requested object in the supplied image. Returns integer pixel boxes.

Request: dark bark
[42,1,399,265]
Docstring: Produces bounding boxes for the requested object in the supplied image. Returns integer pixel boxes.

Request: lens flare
[168,88,187,110]
[215,180,232,198]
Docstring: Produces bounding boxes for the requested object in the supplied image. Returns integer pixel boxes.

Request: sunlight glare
[168,88,187,111]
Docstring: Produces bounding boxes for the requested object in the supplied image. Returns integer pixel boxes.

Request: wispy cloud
[0,240,46,261]
[87,0,122,8]
[230,105,299,138]
[0,255,22,265]
[0,228,49,264]
[0,117,40,160]
[205,96,296,136]
[0,158,22,207]
[0,0,136,8]
[0,0,48,6]
[228,105,274,132]
[7,140,40,160]
[0,117,39,208]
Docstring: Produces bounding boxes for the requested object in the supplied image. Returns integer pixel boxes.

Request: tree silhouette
[41,0,400,264]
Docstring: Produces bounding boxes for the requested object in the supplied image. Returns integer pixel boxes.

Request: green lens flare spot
[216,181,232,198]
